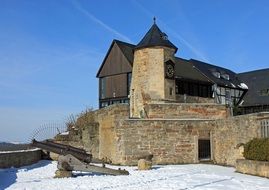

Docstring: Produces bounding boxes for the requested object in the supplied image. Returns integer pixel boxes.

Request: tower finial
[153,17,156,24]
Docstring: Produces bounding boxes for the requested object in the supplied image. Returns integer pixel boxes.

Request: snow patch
[0,148,40,154]
[238,83,248,89]
[1,161,269,190]
[59,131,69,135]
[231,83,236,88]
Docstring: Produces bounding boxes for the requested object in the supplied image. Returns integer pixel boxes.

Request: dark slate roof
[238,69,269,106]
[97,40,247,91]
[135,23,178,52]
[175,58,212,83]
[190,59,246,90]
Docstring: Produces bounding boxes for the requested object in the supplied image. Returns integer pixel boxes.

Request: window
[100,101,108,108]
[261,120,269,138]
[215,86,244,106]
[100,78,106,99]
[212,71,221,78]
[175,85,179,94]
[123,99,129,104]
[169,88,173,96]
[127,73,132,95]
[100,98,130,108]
[175,80,212,98]
[162,32,168,40]
[221,73,230,80]
[260,89,269,96]
[225,90,231,105]
[112,100,121,104]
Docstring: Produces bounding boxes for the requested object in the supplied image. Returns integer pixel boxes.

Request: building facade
[97,21,248,115]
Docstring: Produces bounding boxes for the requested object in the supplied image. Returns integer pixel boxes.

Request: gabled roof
[96,39,247,91]
[238,69,269,106]
[96,40,135,77]
[135,23,178,52]
[115,40,135,66]
[175,58,212,83]
[190,59,245,90]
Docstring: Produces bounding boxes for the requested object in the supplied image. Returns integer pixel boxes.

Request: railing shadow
[0,167,17,190]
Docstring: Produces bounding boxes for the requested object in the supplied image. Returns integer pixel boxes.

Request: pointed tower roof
[135,18,178,52]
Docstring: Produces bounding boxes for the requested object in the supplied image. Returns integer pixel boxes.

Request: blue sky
[0,0,269,142]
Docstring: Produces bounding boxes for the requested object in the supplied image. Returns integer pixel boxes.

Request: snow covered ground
[1,161,269,190]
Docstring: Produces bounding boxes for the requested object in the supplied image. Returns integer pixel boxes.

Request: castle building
[97,20,248,118]
[89,19,269,166]
[238,69,269,114]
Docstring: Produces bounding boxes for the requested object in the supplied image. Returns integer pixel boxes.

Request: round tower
[130,18,178,118]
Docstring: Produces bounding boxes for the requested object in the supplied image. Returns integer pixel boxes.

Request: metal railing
[29,123,67,142]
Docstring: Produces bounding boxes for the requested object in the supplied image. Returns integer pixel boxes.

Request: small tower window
[162,33,168,40]
[221,73,230,80]
[127,73,132,95]
[169,87,173,95]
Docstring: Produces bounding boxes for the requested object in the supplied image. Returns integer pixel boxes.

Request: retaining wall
[236,159,269,178]
[0,149,41,168]
[65,104,268,167]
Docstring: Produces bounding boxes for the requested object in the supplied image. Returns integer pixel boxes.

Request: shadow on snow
[0,160,51,189]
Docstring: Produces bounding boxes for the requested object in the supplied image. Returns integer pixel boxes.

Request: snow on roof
[238,83,248,89]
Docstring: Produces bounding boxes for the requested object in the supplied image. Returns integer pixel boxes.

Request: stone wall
[95,104,130,162]
[176,94,214,104]
[212,113,263,166]
[96,104,267,166]
[55,125,99,158]
[64,103,269,167]
[0,149,41,168]
[236,159,269,178]
[145,103,229,119]
[113,119,214,165]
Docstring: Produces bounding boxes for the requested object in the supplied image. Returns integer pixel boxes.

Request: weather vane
[153,17,156,24]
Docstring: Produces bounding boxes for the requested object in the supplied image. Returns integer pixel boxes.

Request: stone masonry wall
[145,103,229,119]
[95,104,130,162]
[130,48,164,118]
[130,47,176,118]
[112,112,265,166]
[176,94,215,104]
[236,159,269,178]
[212,113,266,166]
[55,122,99,159]
[70,104,268,166]
[0,149,41,168]
[114,119,214,165]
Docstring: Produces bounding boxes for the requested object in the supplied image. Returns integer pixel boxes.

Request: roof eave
[134,45,178,53]
[96,40,116,78]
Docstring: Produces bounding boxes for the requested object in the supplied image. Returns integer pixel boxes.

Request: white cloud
[71,0,133,43]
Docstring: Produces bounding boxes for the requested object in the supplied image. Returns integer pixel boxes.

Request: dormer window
[162,33,168,40]
[260,89,269,96]
[221,73,230,80]
[212,71,221,78]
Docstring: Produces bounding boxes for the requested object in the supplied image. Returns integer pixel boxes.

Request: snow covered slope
[1,161,269,190]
